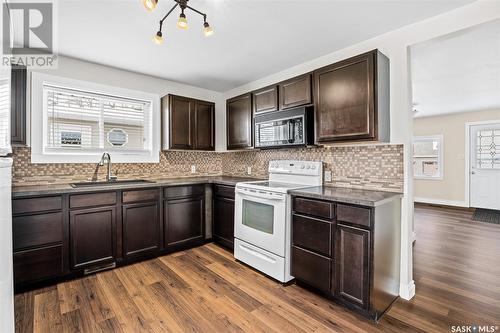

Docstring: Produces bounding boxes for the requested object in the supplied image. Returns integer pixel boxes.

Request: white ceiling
[56,0,474,92]
[411,18,500,117]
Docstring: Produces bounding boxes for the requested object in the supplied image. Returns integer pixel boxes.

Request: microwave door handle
[288,121,295,143]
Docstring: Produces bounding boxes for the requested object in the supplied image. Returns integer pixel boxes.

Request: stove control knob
[301,165,305,169]
[311,165,316,170]
[306,165,311,169]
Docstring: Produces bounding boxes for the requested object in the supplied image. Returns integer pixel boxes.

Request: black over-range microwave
[254,106,314,149]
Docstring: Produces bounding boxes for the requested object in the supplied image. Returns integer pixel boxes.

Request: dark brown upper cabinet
[314,50,389,143]
[11,66,27,145]
[252,85,278,115]
[279,73,313,110]
[164,94,215,151]
[226,93,253,150]
[194,100,215,150]
[167,95,194,150]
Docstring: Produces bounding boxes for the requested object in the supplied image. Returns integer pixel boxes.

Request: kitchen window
[31,73,160,163]
[413,135,443,180]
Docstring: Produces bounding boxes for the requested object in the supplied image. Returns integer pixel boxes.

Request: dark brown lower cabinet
[213,196,235,249]
[291,195,401,321]
[164,191,205,249]
[335,224,370,309]
[12,196,65,288]
[13,245,63,285]
[292,246,331,292]
[11,184,219,291]
[69,206,117,269]
[122,202,160,259]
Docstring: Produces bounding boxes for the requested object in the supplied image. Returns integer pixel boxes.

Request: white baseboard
[399,280,416,300]
[414,197,467,208]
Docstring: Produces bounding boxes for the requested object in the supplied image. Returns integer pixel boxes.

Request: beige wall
[413,109,500,205]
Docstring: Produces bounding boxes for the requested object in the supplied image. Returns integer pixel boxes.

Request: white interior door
[470,123,500,210]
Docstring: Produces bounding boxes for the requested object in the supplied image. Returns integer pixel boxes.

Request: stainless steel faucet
[97,152,117,182]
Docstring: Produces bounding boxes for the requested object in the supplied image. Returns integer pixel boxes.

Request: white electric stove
[234,160,323,282]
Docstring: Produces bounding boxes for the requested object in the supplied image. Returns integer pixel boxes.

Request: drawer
[70,191,117,209]
[292,214,332,257]
[122,188,160,203]
[13,212,63,250]
[164,185,205,199]
[337,204,372,228]
[213,184,235,199]
[292,246,331,292]
[14,245,63,284]
[13,196,62,215]
[293,197,334,220]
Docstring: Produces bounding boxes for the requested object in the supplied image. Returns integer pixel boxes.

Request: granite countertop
[12,176,260,198]
[289,186,402,207]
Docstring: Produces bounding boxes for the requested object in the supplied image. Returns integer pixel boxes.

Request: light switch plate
[324,170,332,182]
[247,167,252,175]
[191,165,196,174]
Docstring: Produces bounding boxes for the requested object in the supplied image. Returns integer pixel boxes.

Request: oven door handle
[235,189,285,201]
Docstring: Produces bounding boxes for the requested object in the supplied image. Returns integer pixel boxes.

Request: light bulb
[143,0,158,11]
[153,31,163,44]
[203,22,213,37]
[177,13,188,30]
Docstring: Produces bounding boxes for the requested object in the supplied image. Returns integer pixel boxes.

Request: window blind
[0,77,11,155]
[44,84,152,153]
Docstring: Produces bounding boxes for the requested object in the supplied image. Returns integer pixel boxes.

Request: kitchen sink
[70,179,156,188]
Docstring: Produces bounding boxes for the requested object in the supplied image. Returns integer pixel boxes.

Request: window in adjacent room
[413,135,443,179]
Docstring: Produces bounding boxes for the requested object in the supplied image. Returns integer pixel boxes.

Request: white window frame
[31,72,160,163]
[413,135,444,180]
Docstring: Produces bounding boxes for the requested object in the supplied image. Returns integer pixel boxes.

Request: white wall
[28,56,226,151]
[224,0,500,300]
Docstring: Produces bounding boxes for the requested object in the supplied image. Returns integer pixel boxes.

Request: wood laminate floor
[15,205,500,333]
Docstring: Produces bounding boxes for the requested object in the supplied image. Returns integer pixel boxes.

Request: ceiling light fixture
[143,0,158,12]
[177,11,188,30]
[148,0,214,45]
[153,30,164,44]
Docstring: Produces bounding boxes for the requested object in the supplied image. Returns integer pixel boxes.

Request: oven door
[234,187,286,257]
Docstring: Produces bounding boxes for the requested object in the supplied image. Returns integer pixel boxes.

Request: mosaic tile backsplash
[12,144,404,193]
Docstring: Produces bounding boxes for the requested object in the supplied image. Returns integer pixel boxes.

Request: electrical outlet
[324,170,332,182]
[191,165,196,174]
[247,166,252,175]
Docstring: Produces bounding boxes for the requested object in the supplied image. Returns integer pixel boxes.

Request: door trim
[464,119,500,208]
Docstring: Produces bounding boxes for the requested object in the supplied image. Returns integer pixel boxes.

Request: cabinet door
[279,74,312,110]
[169,94,194,150]
[226,93,252,150]
[194,100,215,150]
[14,245,63,285]
[11,66,26,145]
[70,206,116,269]
[165,196,204,248]
[123,202,160,259]
[314,51,375,142]
[213,196,235,249]
[292,246,331,292]
[335,224,370,309]
[253,85,278,114]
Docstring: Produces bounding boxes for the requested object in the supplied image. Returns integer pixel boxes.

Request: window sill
[414,176,443,181]
[31,152,160,164]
